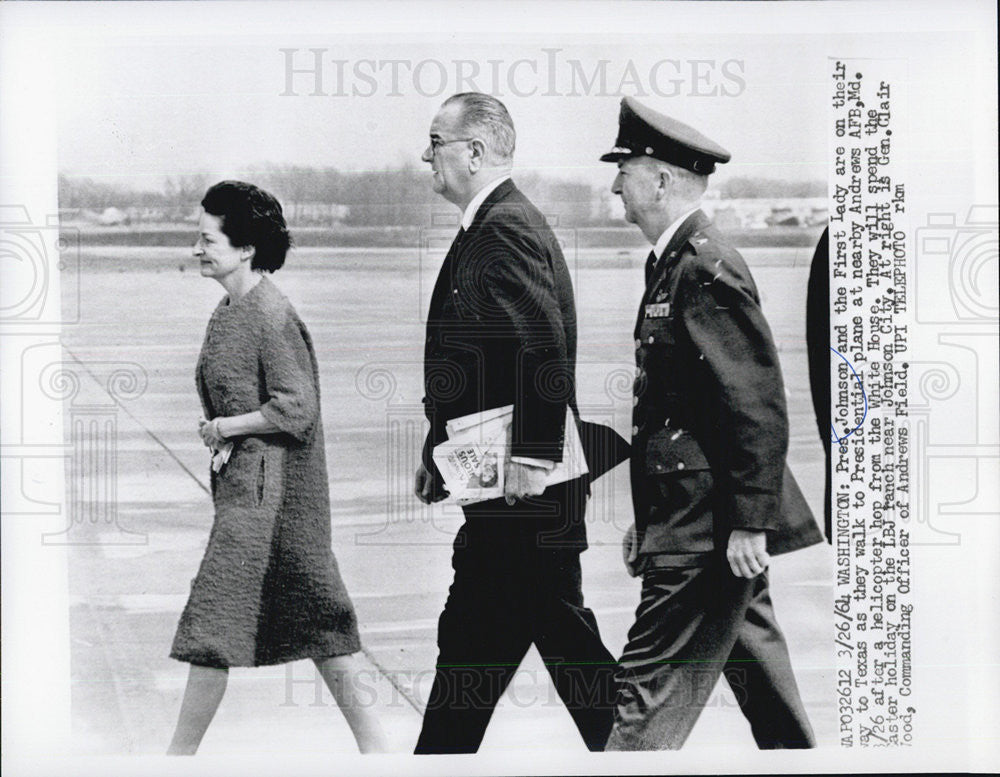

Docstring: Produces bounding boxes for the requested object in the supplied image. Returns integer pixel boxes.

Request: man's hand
[415,463,448,505]
[726,529,769,578]
[504,461,548,505]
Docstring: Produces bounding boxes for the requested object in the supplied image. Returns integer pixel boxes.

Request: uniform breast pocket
[639,314,676,349]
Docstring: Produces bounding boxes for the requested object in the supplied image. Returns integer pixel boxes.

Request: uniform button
[664,418,671,427]
[655,463,663,471]
[632,396,639,407]
[634,339,641,349]
[631,425,639,436]
[635,367,643,378]
[453,289,459,294]
[671,431,681,440]
[676,461,685,470]
[648,335,654,344]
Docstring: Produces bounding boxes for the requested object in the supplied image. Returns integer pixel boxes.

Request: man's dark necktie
[644,249,658,286]
[447,226,466,278]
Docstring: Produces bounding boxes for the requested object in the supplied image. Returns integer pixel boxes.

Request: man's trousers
[414,480,616,753]
[605,556,815,750]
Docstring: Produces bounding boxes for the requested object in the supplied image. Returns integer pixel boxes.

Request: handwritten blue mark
[830,346,868,444]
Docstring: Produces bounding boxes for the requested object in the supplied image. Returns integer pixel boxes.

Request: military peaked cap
[600,96,731,174]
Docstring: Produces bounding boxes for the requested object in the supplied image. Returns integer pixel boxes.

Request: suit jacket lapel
[427,226,465,331]
[463,178,517,241]
[428,179,516,329]
[457,179,519,272]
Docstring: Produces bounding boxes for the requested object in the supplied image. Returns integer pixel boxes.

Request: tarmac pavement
[62,248,834,756]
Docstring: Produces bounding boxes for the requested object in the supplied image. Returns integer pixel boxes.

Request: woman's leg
[313,654,388,753]
[167,664,229,755]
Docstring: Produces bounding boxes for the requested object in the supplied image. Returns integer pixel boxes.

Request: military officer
[600,97,824,750]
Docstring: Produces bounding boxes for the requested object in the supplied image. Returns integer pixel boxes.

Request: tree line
[59,167,825,228]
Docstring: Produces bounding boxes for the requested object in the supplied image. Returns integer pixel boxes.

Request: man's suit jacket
[422,179,578,482]
[630,210,823,567]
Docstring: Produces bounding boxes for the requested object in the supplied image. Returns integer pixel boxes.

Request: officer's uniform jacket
[630,210,823,568]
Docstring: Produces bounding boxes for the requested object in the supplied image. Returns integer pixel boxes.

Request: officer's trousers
[605,556,815,750]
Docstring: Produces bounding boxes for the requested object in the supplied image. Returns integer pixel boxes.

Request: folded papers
[211,442,234,473]
[433,405,588,505]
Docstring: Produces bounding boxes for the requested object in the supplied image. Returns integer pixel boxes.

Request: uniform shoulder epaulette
[689,231,710,250]
[688,229,743,263]
[678,232,750,288]
[684,231,729,266]
[682,231,726,266]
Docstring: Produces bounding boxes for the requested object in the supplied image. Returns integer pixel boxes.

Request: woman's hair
[201,181,292,273]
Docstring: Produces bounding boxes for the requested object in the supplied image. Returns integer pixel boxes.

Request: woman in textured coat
[167,181,386,754]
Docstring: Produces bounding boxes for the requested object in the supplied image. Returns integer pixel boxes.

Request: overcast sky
[58,34,833,194]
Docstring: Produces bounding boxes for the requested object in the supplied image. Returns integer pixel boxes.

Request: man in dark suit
[807,227,833,542]
[413,92,616,753]
[600,97,824,750]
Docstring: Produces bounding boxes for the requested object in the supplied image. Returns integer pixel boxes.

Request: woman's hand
[199,411,282,448]
[199,417,228,449]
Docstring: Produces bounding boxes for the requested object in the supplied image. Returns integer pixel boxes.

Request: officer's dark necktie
[644,249,658,286]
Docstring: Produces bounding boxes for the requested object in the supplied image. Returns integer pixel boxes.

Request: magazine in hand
[433,405,589,505]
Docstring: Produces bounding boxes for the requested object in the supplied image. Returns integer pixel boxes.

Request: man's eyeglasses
[429,136,474,154]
